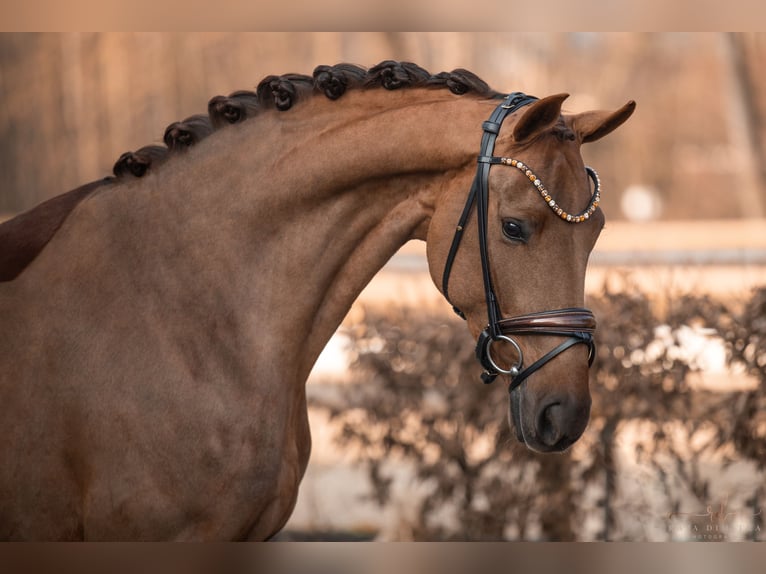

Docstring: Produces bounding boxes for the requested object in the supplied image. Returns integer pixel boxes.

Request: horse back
[0,179,112,282]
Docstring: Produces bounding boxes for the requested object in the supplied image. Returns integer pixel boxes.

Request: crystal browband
[501,158,601,224]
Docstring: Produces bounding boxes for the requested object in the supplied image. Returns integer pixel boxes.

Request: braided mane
[0,61,503,283]
[111,61,503,180]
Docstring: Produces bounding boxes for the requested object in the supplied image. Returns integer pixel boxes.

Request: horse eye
[502,220,527,242]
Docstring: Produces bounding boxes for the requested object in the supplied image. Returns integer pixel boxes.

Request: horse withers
[0,61,634,540]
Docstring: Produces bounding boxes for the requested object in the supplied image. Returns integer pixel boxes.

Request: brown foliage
[310,287,766,540]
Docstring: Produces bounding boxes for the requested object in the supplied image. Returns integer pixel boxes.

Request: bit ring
[486,335,523,377]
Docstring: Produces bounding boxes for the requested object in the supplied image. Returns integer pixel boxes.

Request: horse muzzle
[509,379,592,452]
[475,307,596,451]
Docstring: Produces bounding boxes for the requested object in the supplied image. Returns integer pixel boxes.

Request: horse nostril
[537,402,564,447]
[535,396,591,451]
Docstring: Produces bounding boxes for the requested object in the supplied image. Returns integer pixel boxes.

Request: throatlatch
[440,92,598,389]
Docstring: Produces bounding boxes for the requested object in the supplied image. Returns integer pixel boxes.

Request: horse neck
[102,90,489,379]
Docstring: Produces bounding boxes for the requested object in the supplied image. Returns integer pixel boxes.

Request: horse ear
[512,93,569,142]
[572,100,636,143]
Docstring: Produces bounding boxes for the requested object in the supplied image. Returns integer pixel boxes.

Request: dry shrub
[310,287,766,540]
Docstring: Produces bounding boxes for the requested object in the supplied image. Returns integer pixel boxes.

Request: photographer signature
[668,496,762,524]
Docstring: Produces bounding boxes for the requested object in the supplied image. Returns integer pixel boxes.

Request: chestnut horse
[0,61,634,540]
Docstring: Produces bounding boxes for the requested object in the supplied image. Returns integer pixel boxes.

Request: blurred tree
[721,33,765,218]
[309,288,766,540]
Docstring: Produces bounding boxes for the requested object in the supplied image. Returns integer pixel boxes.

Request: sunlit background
[1,32,764,540]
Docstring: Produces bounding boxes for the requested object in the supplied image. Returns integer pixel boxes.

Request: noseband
[441,92,597,392]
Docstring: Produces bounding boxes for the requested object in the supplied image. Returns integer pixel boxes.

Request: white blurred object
[310,333,352,379]
[621,184,663,221]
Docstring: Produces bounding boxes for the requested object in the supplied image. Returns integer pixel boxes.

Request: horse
[0,61,634,540]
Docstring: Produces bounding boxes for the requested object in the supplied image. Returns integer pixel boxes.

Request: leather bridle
[441,92,597,392]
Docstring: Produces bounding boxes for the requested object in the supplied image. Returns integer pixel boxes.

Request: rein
[441,92,597,392]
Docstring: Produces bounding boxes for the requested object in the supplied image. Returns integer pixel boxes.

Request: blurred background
[2,32,765,220]
[1,32,765,540]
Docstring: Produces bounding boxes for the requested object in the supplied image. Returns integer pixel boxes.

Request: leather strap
[497,307,596,335]
[475,307,597,386]
[507,334,594,393]
[439,92,600,390]
[441,92,538,320]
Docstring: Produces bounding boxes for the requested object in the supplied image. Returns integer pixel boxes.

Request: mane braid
[208,91,259,129]
[312,63,367,100]
[256,74,314,111]
[163,114,213,151]
[113,145,168,178]
[426,68,501,98]
[365,60,431,90]
[111,60,502,182]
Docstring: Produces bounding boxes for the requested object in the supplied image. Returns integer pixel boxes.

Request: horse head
[427,93,635,452]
